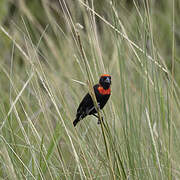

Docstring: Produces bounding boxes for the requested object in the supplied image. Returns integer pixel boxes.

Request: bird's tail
[73,117,80,127]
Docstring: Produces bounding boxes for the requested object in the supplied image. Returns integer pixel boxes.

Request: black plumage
[73,74,111,127]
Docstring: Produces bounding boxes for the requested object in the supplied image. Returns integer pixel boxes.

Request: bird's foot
[97,116,103,124]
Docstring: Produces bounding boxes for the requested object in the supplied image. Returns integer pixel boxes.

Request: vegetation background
[0,0,180,179]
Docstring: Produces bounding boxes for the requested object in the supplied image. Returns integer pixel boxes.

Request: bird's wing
[77,93,93,112]
[76,84,100,116]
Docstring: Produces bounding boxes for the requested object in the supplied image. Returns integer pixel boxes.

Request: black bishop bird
[73,74,111,127]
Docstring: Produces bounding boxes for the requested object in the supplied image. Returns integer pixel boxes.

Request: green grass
[1,0,180,179]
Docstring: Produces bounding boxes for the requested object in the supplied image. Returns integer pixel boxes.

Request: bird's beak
[104,77,111,84]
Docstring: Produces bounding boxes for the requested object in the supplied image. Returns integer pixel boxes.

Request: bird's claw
[97,116,104,124]
[97,103,100,108]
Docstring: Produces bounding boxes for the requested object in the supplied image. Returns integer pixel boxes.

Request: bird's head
[99,74,111,90]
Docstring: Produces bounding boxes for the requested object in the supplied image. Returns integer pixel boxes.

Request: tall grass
[0,0,180,179]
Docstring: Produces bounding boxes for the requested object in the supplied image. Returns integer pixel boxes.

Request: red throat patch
[98,86,111,95]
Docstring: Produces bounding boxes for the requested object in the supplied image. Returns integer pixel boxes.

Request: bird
[73,74,111,127]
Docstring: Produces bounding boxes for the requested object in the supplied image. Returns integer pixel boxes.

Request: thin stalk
[169,0,175,179]
[76,33,116,180]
